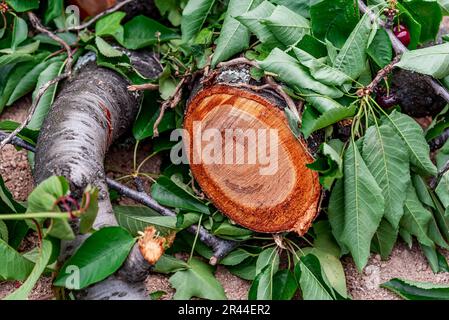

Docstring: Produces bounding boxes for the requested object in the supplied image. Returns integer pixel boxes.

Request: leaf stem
[0,212,71,221]
[189,214,203,263]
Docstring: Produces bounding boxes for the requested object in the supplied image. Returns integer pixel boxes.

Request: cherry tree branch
[358,0,449,104]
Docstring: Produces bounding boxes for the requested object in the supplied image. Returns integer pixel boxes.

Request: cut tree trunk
[184,66,322,235]
[34,50,162,300]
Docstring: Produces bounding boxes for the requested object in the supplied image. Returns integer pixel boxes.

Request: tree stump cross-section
[184,84,321,235]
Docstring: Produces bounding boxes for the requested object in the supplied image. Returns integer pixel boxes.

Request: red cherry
[393,25,411,47]
[376,94,398,109]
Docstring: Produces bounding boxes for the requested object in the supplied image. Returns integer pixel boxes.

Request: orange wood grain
[184,86,321,235]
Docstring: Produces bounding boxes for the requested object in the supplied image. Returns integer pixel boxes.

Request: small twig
[61,0,136,32]
[429,128,449,152]
[265,76,301,122]
[0,13,75,150]
[0,74,69,149]
[431,163,449,189]
[106,178,238,264]
[153,78,186,137]
[217,57,260,69]
[134,177,146,193]
[228,83,271,92]
[27,12,73,74]
[357,56,400,97]
[128,83,159,92]
[0,131,36,152]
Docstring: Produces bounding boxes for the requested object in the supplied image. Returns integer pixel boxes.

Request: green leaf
[213,221,253,240]
[181,0,216,43]
[54,227,136,289]
[249,248,280,300]
[301,247,347,298]
[367,28,393,67]
[4,239,52,300]
[413,174,435,209]
[28,60,64,130]
[271,0,319,18]
[220,248,253,266]
[396,42,449,79]
[0,53,33,68]
[439,0,449,14]
[95,11,126,41]
[120,15,179,50]
[259,48,343,98]
[151,176,210,214]
[310,0,360,48]
[362,125,410,228]
[211,0,262,67]
[299,254,335,300]
[5,0,39,12]
[333,14,373,80]
[0,220,7,242]
[8,57,61,106]
[341,140,384,271]
[396,2,421,49]
[401,184,433,247]
[26,176,68,215]
[327,179,347,253]
[400,228,413,248]
[133,92,176,140]
[372,219,398,260]
[261,5,310,46]
[403,0,442,43]
[0,120,38,146]
[114,205,199,236]
[384,110,437,176]
[78,186,99,234]
[436,172,449,207]
[0,174,24,213]
[44,0,64,24]
[293,47,352,86]
[313,219,342,258]
[95,36,123,58]
[169,257,226,300]
[11,16,28,50]
[381,278,449,300]
[0,60,38,112]
[235,1,278,46]
[228,257,257,280]
[0,238,34,281]
[272,270,298,300]
[301,103,356,138]
[153,254,189,274]
[296,34,327,58]
[256,247,279,275]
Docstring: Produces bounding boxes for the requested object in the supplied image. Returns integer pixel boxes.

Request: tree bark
[184,65,322,235]
[34,50,162,300]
